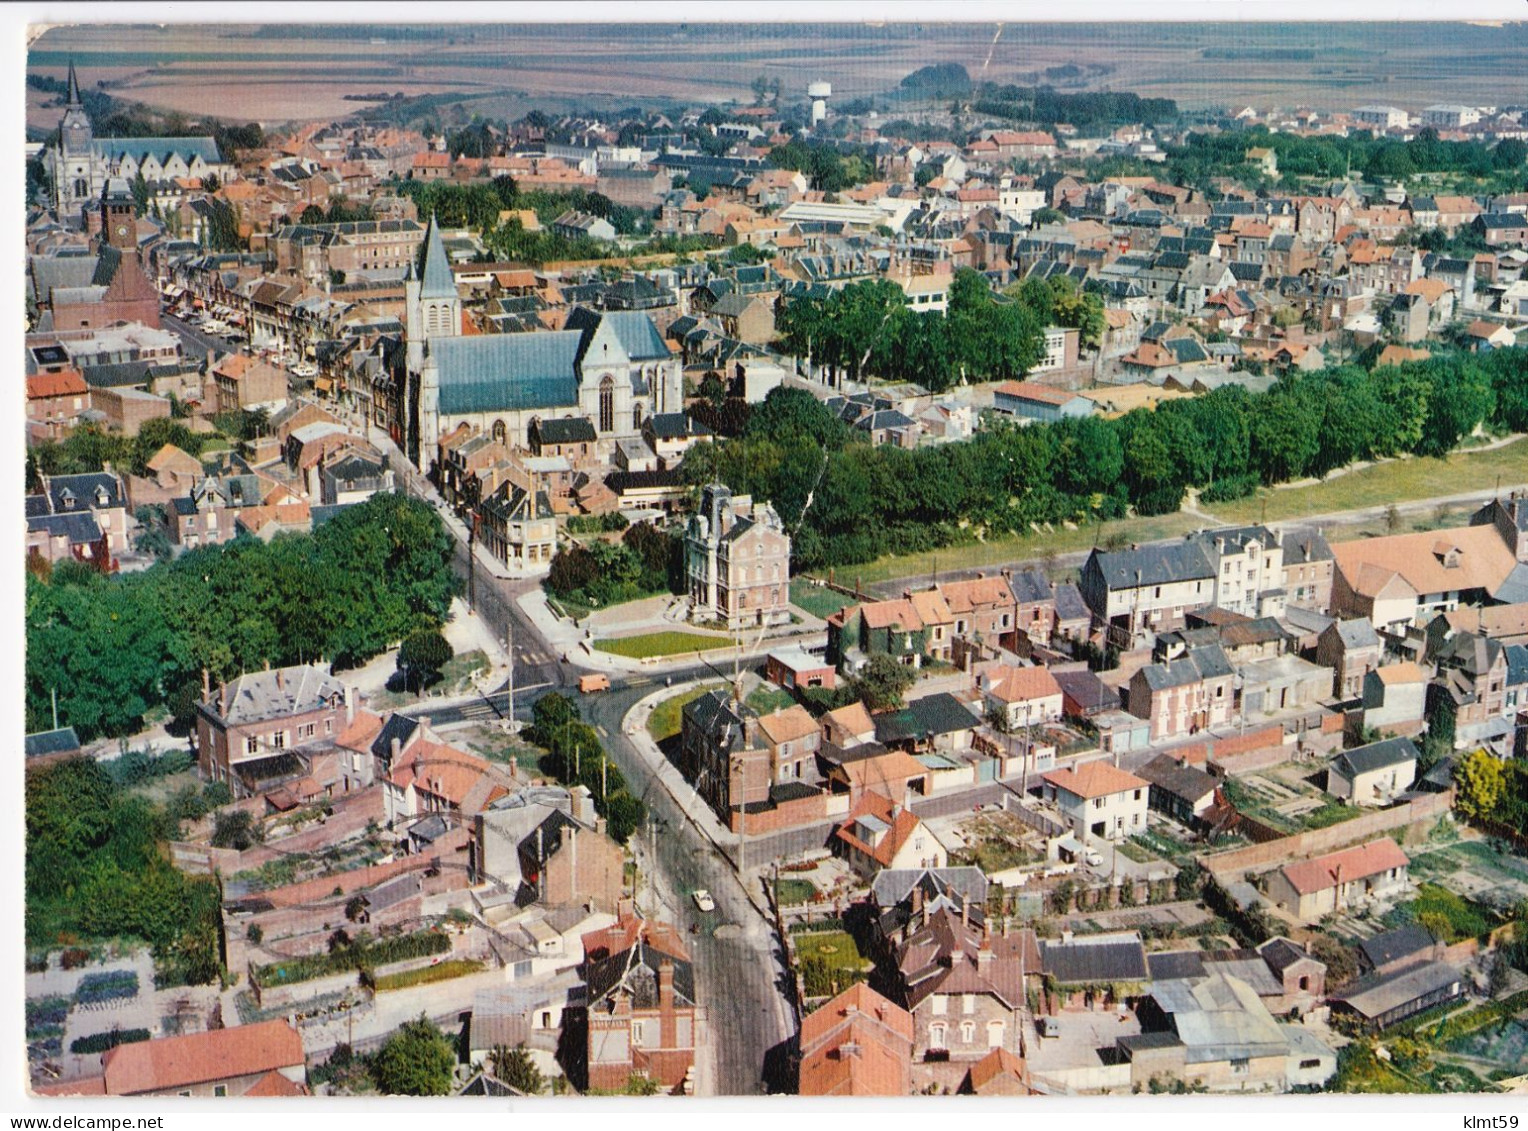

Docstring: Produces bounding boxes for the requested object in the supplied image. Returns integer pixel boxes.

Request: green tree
[369,1015,456,1096]
[851,653,916,712]
[211,809,262,851]
[1454,749,1506,822]
[397,629,453,692]
[489,1043,545,1094]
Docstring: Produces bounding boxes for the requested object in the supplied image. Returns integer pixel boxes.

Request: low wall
[169,842,244,876]
[727,790,832,835]
[1200,789,1454,881]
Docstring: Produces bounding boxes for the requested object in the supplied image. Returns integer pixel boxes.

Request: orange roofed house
[798,983,914,1096]
[383,738,515,825]
[1040,761,1149,842]
[67,1019,308,1097]
[1266,837,1410,923]
[574,911,698,1094]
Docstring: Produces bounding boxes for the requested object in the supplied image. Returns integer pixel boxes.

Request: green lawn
[1213,438,1528,529]
[844,437,1528,587]
[789,579,854,620]
[646,682,729,742]
[774,878,818,906]
[1116,839,1158,864]
[594,631,741,659]
[746,686,797,716]
[794,930,867,968]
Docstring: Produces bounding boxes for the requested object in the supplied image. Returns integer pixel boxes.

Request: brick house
[576,913,698,1093]
[887,905,1041,1070]
[1079,541,1217,650]
[26,368,91,440]
[208,352,289,414]
[38,471,130,555]
[195,664,348,795]
[1125,644,1237,741]
[1316,618,1383,700]
[683,483,792,629]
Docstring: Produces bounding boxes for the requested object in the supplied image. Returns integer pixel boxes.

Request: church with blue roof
[403,216,684,472]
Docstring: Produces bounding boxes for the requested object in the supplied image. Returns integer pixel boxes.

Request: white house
[1040,761,1150,842]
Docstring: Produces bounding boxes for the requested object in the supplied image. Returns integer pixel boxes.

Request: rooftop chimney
[658,958,675,1011]
[275,668,284,691]
[345,684,355,725]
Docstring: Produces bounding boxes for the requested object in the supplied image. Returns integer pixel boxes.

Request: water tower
[808,81,832,129]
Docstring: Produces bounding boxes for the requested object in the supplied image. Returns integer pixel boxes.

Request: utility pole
[505,621,515,732]
[51,687,58,731]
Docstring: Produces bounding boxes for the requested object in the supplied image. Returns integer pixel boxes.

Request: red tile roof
[984,664,1063,705]
[1279,837,1409,895]
[1041,760,1148,800]
[798,983,913,1097]
[102,1020,304,1095]
[26,369,88,399]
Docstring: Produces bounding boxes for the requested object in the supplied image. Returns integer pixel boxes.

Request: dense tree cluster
[766,138,876,193]
[1168,127,1526,192]
[684,348,1527,574]
[25,493,458,741]
[898,63,973,101]
[26,757,223,983]
[545,523,682,611]
[777,268,1047,392]
[524,693,647,844]
[972,85,1178,130]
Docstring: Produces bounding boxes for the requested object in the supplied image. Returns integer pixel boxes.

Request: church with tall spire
[399,215,684,474]
[47,61,231,229]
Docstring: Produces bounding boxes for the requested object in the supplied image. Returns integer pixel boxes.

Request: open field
[1211,439,1528,529]
[789,579,852,621]
[852,437,1528,588]
[28,21,1528,128]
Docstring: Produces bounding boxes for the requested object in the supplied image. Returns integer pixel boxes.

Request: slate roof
[1138,644,1234,691]
[434,331,582,414]
[47,472,123,512]
[1138,753,1220,804]
[1087,541,1216,589]
[1041,932,1149,984]
[1358,925,1436,971]
[28,512,103,545]
[584,942,696,1008]
[1333,618,1380,649]
[25,727,81,758]
[564,306,672,362]
[209,664,345,727]
[1009,569,1053,605]
[870,867,988,912]
[535,416,597,444]
[370,713,420,766]
[1054,582,1089,621]
[1331,736,1419,780]
[418,216,458,300]
[93,135,222,165]
[872,693,978,744]
[1336,961,1462,1021]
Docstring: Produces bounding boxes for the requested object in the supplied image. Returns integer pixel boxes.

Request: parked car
[692,889,715,913]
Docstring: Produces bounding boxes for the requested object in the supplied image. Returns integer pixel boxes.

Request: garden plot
[940,810,1046,874]
[1408,839,1528,910]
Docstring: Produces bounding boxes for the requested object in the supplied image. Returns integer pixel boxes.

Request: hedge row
[70,1028,150,1054]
